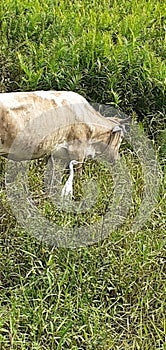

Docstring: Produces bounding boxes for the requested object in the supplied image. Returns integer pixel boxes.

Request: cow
[0,90,128,166]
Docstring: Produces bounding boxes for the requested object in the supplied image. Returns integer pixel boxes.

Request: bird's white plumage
[61,160,82,200]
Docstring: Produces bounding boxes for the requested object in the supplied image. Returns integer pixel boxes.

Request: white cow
[0,90,128,163]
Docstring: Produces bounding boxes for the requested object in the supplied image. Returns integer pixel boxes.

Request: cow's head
[103,115,132,161]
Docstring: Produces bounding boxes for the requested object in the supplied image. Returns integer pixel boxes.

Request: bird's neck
[69,164,74,178]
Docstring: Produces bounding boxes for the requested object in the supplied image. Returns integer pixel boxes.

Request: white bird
[61,160,82,200]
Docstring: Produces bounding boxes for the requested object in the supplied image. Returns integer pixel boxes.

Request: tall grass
[0,0,166,349]
[0,0,165,121]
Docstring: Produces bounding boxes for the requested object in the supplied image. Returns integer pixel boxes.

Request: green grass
[0,0,166,349]
[0,0,165,122]
[0,147,165,349]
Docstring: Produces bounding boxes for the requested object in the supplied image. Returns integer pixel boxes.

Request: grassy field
[0,0,166,349]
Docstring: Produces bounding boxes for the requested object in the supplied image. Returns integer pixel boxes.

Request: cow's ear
[112,125,122,133]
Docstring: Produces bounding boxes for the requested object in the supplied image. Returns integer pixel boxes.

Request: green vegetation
[0,0,165,349]
[0,0,165,121]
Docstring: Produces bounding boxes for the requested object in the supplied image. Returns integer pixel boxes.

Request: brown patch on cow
[66,123,92,143]
[11,105,26,112]
[50,99,58,108]
[91,128,111,143]
[51,91,61,97]
[61,99,68,106]
[0,107,19,149]
[15,93,58,113]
